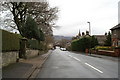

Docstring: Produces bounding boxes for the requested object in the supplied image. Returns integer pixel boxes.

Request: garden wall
[1,29,20,67]
[26,49,46,59]
[2,49,46,67]
[2,51,19,67]
[1,29,47,67]
[26,49,39,59]
[91,49,120,57]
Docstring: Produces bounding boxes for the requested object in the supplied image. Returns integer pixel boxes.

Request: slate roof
[110,24,120,30]
[94,35,106,45]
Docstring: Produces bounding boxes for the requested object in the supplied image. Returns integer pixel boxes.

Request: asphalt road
[36,48,118,78]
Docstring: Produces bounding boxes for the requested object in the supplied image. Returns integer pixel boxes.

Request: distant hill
[53,35,72,41]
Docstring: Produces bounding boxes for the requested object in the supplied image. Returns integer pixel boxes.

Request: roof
[93,35,106,45]
[110,24,120,30]
[94,35,106,37]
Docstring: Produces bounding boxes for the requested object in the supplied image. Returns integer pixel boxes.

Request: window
[118,40,120,46]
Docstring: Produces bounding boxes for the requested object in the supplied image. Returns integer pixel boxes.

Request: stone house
[73,30,90,40]
[110,24,120,47]
[94,35,106,46]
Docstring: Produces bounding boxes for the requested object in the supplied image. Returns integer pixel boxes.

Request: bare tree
[59,39,70,48]
[1,1,58,38]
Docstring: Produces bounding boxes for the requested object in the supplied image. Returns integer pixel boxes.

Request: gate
[19,38,27,59]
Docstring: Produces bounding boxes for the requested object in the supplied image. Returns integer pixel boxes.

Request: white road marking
[73,57,81,61]
[68,54,103,74]
[68,55,81,61]
[85,63,103,73]
[68,55,73,57]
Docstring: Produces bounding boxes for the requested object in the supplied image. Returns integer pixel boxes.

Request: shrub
[95,46,112,50]
[2,29,21,51]
[114,46,120,49]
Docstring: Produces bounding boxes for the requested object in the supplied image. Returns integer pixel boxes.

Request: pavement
[2,50,52,79]
[36,48,118,78]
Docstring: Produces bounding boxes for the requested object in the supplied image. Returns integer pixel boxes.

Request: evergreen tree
[104,31,112,46]
[91,36,99,48]
[24,16,44,41]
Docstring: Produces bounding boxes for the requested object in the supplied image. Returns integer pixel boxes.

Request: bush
[2,29,21,51]
[95,46,112,50]
[114,46,120,49]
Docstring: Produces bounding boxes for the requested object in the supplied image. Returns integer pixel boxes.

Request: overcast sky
[48,0,119,37]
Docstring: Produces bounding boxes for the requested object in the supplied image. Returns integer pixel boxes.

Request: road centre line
[85,63,103,73]
[68,55,73,57]
[73,57,81,61]
[68,54,103,74]
[68,55,81,61]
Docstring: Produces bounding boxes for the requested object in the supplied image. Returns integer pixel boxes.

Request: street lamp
[87,22,91,35]
[87,22,91,55]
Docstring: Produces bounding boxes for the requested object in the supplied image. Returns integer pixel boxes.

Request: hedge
[71,40,80,51]
[27,39,45,50]
[2,29,21,51]
[1,29,47,51]
[71,36,98,52]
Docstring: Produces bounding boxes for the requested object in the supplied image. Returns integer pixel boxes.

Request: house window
[112,41,116,46]
[118,40,120,46]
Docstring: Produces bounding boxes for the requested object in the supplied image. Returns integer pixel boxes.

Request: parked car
[60,48,67,51]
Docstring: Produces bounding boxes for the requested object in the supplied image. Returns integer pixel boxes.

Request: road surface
[36,48,118,78]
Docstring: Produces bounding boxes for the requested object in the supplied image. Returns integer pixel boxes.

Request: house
[76,30,81,39]
[110,24,120,47]
[72,30,91,40]
[94,35,106,46]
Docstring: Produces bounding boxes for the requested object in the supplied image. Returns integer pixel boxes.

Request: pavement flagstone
[2,50,52,79]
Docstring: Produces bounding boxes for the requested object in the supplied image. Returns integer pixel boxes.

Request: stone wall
[26,49,39,59]
[91,49,120,57]
[2,51,19,67]
[2,49,47,67]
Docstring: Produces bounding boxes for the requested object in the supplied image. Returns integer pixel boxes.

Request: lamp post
[87,22,91,36]
[87,22,91,55]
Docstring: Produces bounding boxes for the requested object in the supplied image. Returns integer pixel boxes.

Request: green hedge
[1,29,46,51]
[27,39,44,50]
[71,37,91,51]
[71,40,80,51]
[2,29,21,51]
[71,36,98,52]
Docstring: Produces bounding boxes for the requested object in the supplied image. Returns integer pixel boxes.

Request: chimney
[86,31,89,35]
[82,32,85,36]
